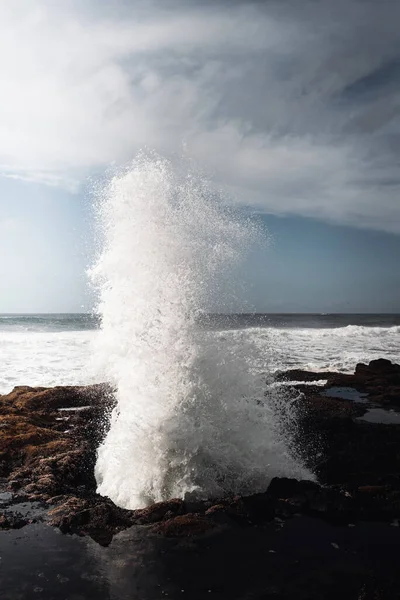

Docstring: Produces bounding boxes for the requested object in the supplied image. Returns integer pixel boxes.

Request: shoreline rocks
[2,360,400,597]
[0,360,400,545]
[278,358,400,406]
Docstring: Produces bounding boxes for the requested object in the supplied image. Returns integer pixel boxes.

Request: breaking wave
[90,153,312,510]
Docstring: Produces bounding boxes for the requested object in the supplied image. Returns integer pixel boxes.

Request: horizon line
[1,312,400,317]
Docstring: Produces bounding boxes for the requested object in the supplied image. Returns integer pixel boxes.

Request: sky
[1,0,400,313]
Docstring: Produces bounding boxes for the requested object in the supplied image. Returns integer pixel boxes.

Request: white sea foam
[0,329,94,393]
[90,154,312,509]
[1,319,398,396]
[247,325,400,373]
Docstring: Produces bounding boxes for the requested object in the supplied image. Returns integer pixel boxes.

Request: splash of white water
[91,153,311,509]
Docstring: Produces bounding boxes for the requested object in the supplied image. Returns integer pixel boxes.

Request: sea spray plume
[90,153,311,509]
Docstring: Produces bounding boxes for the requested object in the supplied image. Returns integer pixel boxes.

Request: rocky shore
[1,359,400,599]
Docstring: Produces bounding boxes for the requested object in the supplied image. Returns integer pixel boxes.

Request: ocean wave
[316,324,400,336]
[0,330,96,393]
[213,324,400,374]
[91,155,311,509]
[1,319,398,396]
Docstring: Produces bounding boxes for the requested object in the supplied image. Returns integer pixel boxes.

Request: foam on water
[1,317,398,396]
[90,154,311,509]
[251,325,400,373]
[0,329,93,393]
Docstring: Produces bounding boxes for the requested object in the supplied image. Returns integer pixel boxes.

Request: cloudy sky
[1,0,399,312]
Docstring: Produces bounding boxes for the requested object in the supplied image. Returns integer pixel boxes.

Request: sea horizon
[1,311,400,316]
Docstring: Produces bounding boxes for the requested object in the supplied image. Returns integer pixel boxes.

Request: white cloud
[1,0,400,232]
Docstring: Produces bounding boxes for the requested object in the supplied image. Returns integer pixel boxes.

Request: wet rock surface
[1,361,400,598]
[279,358,400,406]
[281,359,400,491]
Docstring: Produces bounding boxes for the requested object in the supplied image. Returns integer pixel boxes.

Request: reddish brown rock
[48,497,135,545]
[152,513,217,537]
[132,498,185,524]
[0,384,113,499]
[47,495,89,520]
[1,363,400,544]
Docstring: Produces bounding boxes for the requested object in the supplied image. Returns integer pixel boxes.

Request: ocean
[2,159,400,507]
[2,158,400,508]
[0,312,399,395]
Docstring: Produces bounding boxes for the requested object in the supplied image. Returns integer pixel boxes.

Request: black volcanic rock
[275,369,335,382]
[0,511,28,529]
[279,360,400,490]
[1,362,400,544]
[2,364,400,598]
[320,360,400,405]
[356,358,400,377]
